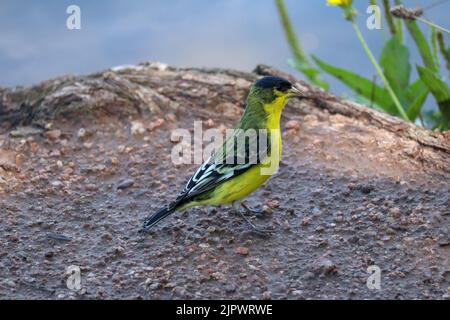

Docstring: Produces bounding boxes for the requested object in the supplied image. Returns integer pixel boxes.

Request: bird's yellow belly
[186,103,284,208]
[192,135,282,206]
[206,164,272,205]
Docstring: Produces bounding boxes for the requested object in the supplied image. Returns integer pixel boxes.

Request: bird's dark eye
[275,83,291,92]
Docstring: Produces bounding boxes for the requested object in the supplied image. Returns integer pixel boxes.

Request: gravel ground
[0,91,449,300]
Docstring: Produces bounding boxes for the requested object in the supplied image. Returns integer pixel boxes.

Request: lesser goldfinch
[141,76,302,233]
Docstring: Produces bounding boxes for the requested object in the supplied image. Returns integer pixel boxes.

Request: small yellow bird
[141,76,302,233]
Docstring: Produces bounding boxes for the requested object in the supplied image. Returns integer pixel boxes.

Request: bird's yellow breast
[263,95,286,159]
[186,97,287,207]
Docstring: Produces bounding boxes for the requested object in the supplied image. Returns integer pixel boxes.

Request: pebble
[313,258,337,275]
[101,233,113,241]
[389,207,402,219]
[312,207,321,217]
[302,271,315,280]
[211,272,226,281]
[148,118,165,131]
[262,291,272,300]
[10,126,43,137]
[173,286,188,297]
[63,167,74,175]
[315,226,325,233]
[113,246,125,257]
[95,164,106,172]
[49,150,61,157]
[3,279,16,287]
[166,113,177,122]
[131,121,145,135]
[77,128,87,140]
[148,282,161,290]
[110,157,120,165]
[236,247,249,255]
[117,179,135,190]
[224,284,236,293]
[51,180,63,187]
[46,232,72,242]
[266,200,279,209]
[85,184,97,191]
[206,226,216,233]
[262,205,273,214]
[0,149,17,171]
[301,218,311,226]
[292,289,304,297]
[285,120,301,130]
[205,119,215,128]
[45,129,61,140]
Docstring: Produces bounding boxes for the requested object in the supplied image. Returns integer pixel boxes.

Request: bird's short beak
[287,86,304,98]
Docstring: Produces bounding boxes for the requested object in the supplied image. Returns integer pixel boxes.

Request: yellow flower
[327,0,352,6]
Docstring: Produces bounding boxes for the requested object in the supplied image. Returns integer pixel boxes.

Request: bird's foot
[248,225,274,238]
[241,202,266,218]
[234,208,273,237]
[138,228,147,235]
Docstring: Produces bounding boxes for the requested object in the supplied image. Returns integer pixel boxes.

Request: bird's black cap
[255,76,292,92]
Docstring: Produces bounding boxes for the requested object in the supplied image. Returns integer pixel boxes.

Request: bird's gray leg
[241,201,265,216]
[232,201,272,237]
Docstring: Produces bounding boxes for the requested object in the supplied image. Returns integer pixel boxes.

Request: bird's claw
[241,202,266,217]
[234,207,273,237]
[249,225,274,238]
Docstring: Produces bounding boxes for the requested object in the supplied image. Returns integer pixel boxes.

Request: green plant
[391,0,450,129]
[275,0,450,130]
[274,0,329,90]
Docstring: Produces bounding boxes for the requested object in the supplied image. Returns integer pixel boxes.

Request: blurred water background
[0,0,448,101]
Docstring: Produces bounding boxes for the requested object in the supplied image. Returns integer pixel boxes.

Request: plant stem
[431,27,440,69]
[382,0,397,35]
[274,0,328,89]
[437,31,450,76]
[352,22,409,120]
[403,19,438,71]
[392,0,404,42]
[275,0,308,63]
[415,16,450,35]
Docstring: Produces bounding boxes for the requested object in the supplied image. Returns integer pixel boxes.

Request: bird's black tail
[140,202,179,233]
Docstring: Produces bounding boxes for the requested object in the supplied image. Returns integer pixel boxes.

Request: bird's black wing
[176,129,271,202]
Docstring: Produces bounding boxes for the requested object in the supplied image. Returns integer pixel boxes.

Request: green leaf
[288,59,329,90]
[396,18,404,44]
[417,65,450,128]
[422,109,443,130]
[406,79,429,121]
[380,35,411,105]
[417,66,450,102]
[345,93,385,113]
[404,20,438,71]
[275,0,329,91]
[431,27,440,70]
[437,31,450,77]
[312,55,396,114]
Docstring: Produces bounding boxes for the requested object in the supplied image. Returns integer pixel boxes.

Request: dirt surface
[0,63,449,299]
